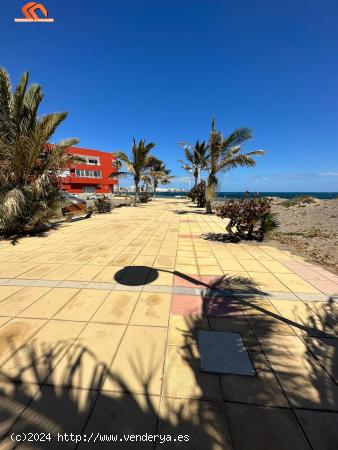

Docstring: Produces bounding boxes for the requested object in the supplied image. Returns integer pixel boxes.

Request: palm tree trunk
[134,182,139,206]
[205,199,212,214]
[194,169,198,188]
[197,167,201,185]
[205,173,217,214]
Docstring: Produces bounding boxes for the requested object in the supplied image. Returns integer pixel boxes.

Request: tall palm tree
[0,68,79,233]
[111,139,157,206]
[178,140,209,188]
[205,119,264,214]
[147,160,172,198]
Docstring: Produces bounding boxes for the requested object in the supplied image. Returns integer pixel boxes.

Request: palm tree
[147,160,172,198]
[178,140,209,188]
[110,139,157,206]
[0,68,79,234]
[205,119,264,214]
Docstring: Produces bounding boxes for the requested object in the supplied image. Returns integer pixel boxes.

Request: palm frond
[222,128,253,152]
[108,171,129,179]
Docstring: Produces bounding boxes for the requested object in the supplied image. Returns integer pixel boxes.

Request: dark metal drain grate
[198,330,255,376]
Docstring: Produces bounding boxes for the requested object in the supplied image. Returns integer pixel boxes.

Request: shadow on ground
[1,267,337,448]
[0,340,231,449]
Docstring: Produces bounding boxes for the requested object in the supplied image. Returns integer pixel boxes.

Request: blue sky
[1,0,338,191]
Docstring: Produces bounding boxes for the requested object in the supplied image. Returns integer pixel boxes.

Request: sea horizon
[154,191,338,200]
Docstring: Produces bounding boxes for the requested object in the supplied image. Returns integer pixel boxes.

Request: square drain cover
[198,330,255,376]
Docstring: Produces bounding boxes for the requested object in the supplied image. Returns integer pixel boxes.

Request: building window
[73,155,100,165]
[75,169,102,178]
[88,158,99,165]
[83,186,96,193]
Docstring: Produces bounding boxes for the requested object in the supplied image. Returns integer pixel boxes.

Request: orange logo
[15,2,54,22]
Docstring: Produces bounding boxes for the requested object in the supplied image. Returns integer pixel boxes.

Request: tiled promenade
[0,199,337,449]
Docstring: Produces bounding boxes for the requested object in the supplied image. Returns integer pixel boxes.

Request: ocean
[155,192,338,200]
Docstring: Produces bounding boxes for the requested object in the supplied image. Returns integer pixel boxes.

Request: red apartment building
[59,147,118,194]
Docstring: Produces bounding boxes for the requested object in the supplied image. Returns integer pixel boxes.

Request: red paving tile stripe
[171,294,202,315]
[173,274,230,289]
[171,294,242,317]
[173,274,202,287]
[304,280,338,295]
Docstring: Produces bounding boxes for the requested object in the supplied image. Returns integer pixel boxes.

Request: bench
[62,203,94,222]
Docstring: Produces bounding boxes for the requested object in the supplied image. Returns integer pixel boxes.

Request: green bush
[280,195,316,208]
[187,181,206,208]
[138,192,152,203]
[94,197,112,213]
[214,196,278,241]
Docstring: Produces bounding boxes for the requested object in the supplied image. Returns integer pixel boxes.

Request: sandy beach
[267,197,338,274]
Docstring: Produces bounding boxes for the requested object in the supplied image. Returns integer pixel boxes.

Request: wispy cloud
[319,172,338,177]
[170,176,192,183]
[248,172,338,182]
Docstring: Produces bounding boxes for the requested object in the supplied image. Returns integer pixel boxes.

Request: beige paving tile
[270,300,335,337]
[67,265,103,281]
[49,253,80,263]
[0,252,15,262]
[17,264,60,280]
[154,256,176,268]
[90,253,117,265]
[175,264,199,275]
[94,266,123,283]
[54,289,109,321]
[259,335,338,410]
[0,287,51,316]
[0,318,47,364]
[176,251,195,258]
[294,409,338,450]
[91,291,140,324]
[274,273,321,293]
[81,392,160,447]
[159,398,233,449]
[148,270,174,286]
[29,253,60,263]
[69,253,97,264]
[130,292,171,327]
[248,272,291,292]
[303,337,338,383]
[18,288,79,319]
[6,385,97,442]
[176,256,197,265]
[48,323,125,389]
[142,244,160,253]
[196,257,219,266]
[132,255,156,266]
[0,317,11,327]
[162,345,223,401]
[198,265,223,275]
[111,254,136,266]
[260,260,293,273]
[168,315,209,346]
[227,403,311,450]
[104,326,167,395]
[218,260,245,271]
[0,263,37,278]
[42,264,79,280]
[0,381,40,440]
[195,251,214,257]
[221,351,288,407]
[0,286,24,301]
[266,251,295,261]
[1,320,86,383]
[239,260,269,272]
[241,298,296,336]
